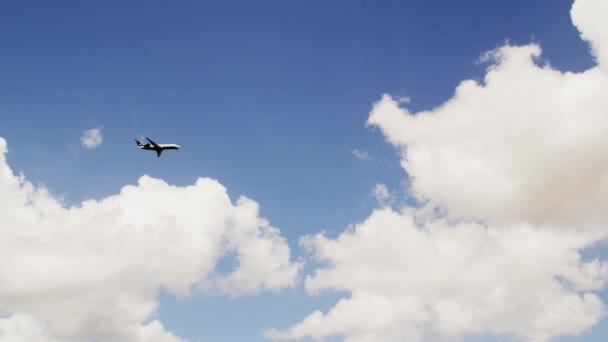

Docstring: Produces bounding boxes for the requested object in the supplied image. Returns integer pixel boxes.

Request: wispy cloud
[351,148,370,161]
[80,127,103,149]
[371,183,394,207]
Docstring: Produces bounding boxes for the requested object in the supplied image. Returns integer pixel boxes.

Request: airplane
[135,137,180,157]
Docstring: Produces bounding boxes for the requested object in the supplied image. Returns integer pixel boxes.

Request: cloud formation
[371,183,393,208]
[572,0,608,69]
[80,127,103,149]
[271,0,608,340]
[368,44,608,226]
[352,148,370,161]
[269,209,607,342]
[0,137,301,342]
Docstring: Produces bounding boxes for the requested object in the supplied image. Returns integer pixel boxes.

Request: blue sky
[1,1,607,341]
[0,0,594,247]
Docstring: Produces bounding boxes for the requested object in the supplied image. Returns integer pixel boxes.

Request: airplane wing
[146,137,161,149]
[156,149,162,158]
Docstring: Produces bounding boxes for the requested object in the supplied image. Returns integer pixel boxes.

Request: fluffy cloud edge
[0,136,301,342]
[270,0,608,340]
[267,208,608,342]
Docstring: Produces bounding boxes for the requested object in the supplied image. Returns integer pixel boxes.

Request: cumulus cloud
[0,137,301,342]
[271,0,608,340]
[0,314,61,342]
[80,127,103,149]
[572,0,608,68]
[367,43,608,226]
[269,209,608,342]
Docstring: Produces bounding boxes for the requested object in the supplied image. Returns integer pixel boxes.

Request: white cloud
[0,137,301,342]
[366,21,608,227]
[371,183,393,207]
[0,314,60,342]
[271,0,608,340]
[395,95,410,104]
[352,149,370,161]
[80,127,103,149]
[268,209,608,342]
[572,0,608,69]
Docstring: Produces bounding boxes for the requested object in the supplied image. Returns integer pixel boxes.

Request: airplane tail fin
[135,139,143,147]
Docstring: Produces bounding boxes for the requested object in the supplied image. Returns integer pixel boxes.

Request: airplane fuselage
[138,144,180,150]
[135,138,180,157]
